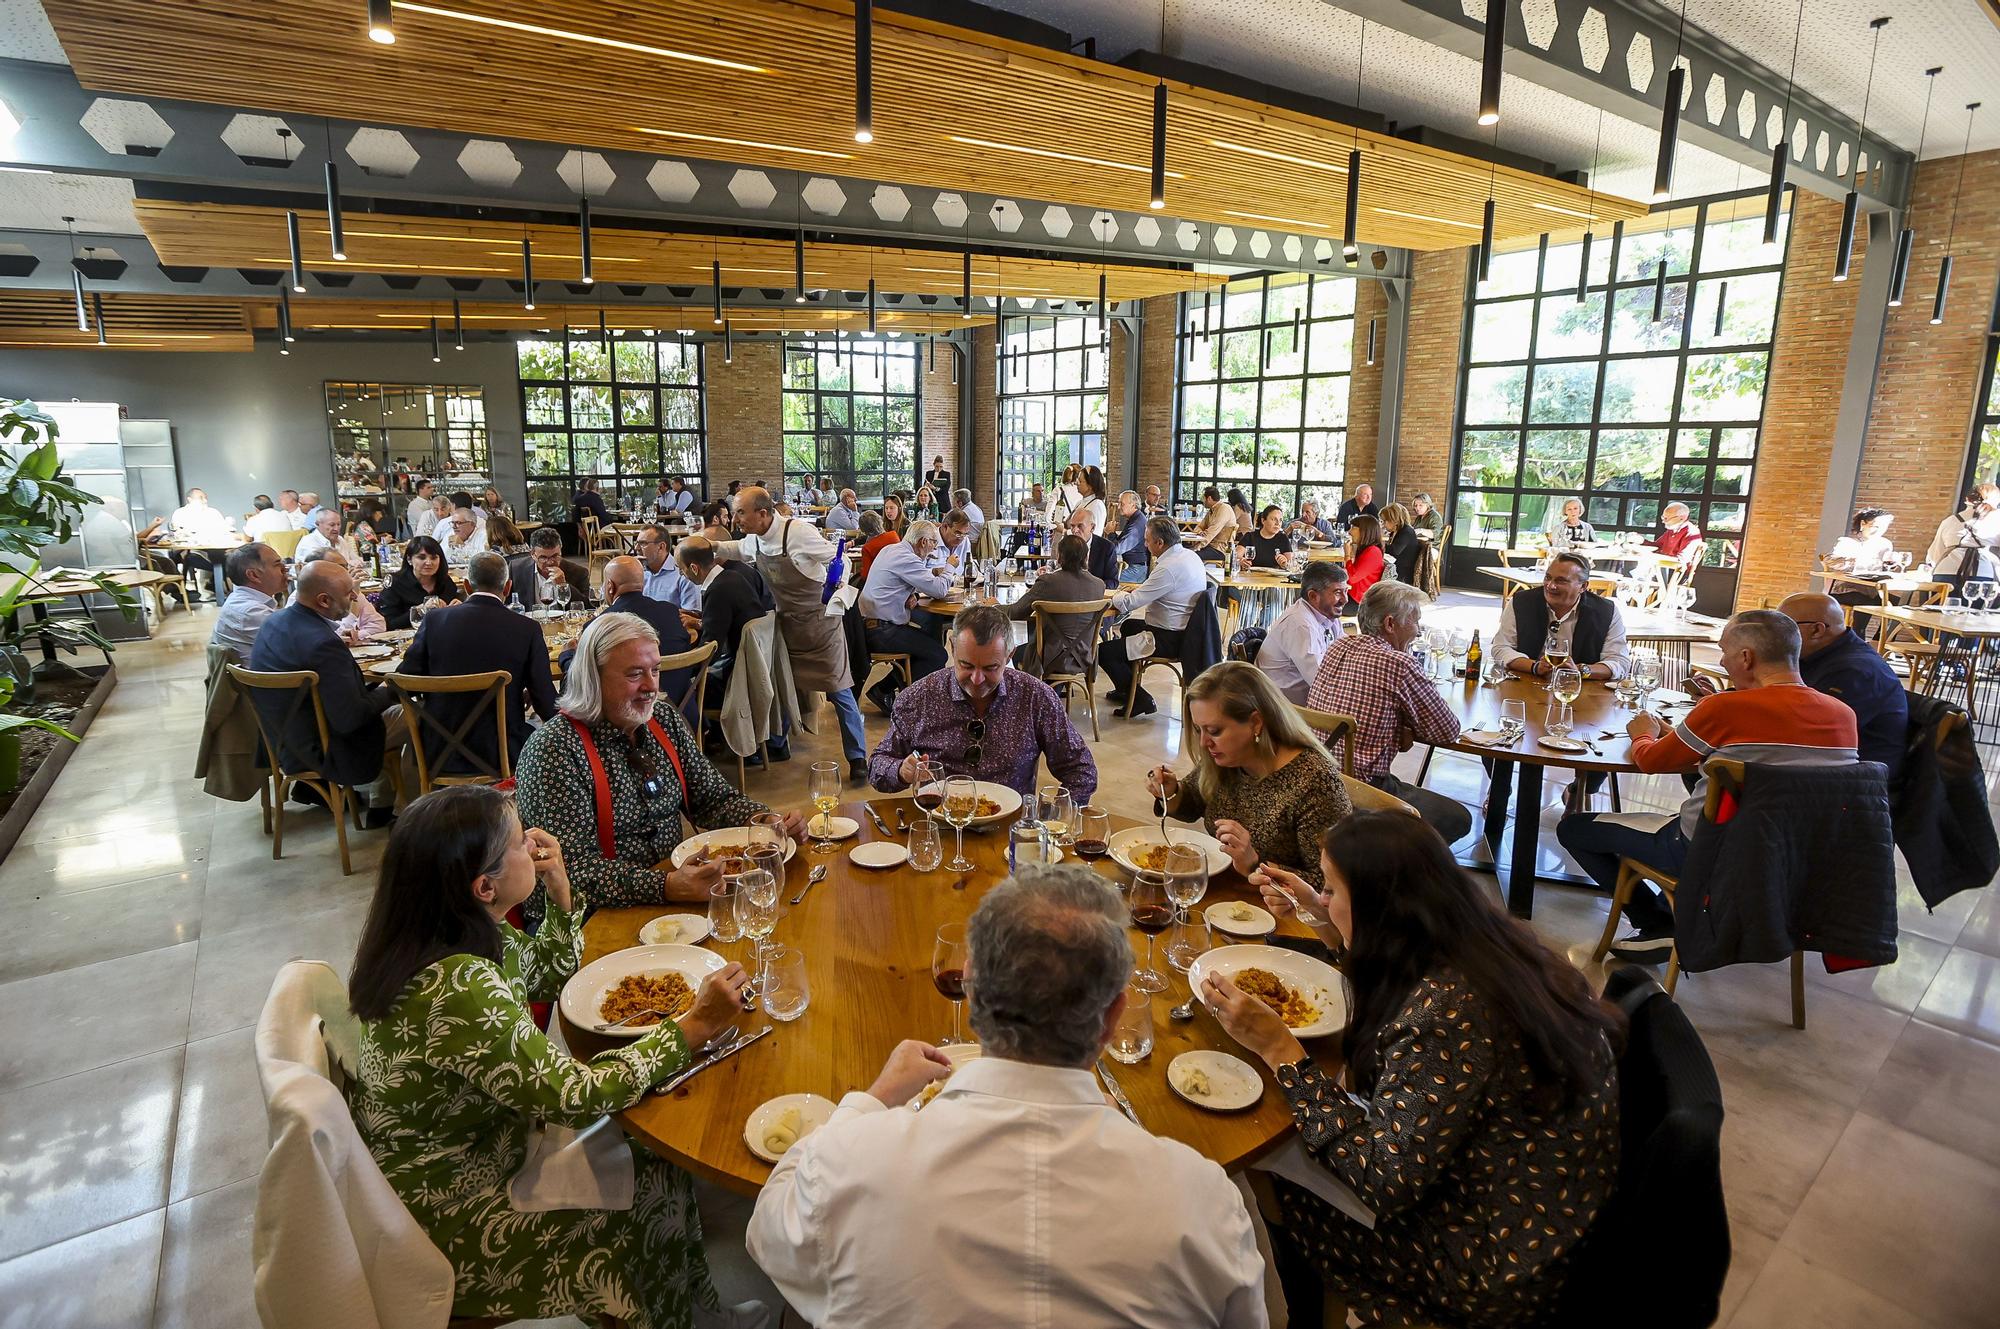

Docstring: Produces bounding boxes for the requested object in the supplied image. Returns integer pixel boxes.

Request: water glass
[1163,843,1209,919]
[748,811,787,854]
[1546,700,1575,738]
[758,945,810,1022]
[907,817,942,872]
[1036,783,1075,845]
[1165,911,1213,974]
[1107,983,1155,1064]
[1500,698,1528,741]
[1011,819,1057,870]
[707,876,741,944]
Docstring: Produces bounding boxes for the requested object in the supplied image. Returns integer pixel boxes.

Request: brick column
[1134,293,1178,497]
[1347,279,1388,498]
[921,340,960,496]
[703,341,784,491]
[1394,249,1468,511]
[1104,321,1130,495]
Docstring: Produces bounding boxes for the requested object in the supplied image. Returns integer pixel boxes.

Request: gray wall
[0,340,526,521]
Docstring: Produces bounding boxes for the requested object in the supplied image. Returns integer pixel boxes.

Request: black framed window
[1173,272,1355,517]
[782,336,921,501]
[1962,304,2000,493]
[518,332,705,522]
[1448,194,1791,595]
[997,315,1108,514]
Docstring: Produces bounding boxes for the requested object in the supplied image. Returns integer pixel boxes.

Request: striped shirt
[1632,683,1858,836]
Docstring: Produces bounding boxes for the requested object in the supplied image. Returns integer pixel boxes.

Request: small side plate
[1204,901,1276,937]
[849,841,910,870]
[1168,1051,1263,1112]
[1537,735,1589,753]
[639,913,713,947]
[744,1093,837,1163]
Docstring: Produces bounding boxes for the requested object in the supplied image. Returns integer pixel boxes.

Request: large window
[1173,273,1355,517]
[997,315,1108,514]
[518,332,705,522]
[782,337,921,501]
[1449,195,1790,589]
[1963,317,2000,493]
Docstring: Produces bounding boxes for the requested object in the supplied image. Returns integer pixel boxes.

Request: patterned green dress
[348,901,718,1328]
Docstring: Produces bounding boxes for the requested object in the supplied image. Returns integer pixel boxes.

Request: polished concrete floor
[2,596,1998,1328]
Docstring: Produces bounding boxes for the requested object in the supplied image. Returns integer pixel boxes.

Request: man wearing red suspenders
[515,612,806,927]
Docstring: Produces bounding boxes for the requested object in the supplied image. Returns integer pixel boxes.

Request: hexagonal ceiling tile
[647,160,700,204]
[989,199,1022,234]
[1040,205,1073,239]
[1247,231,1272,260]
[1089,211,1118,243]
[346,127,419,178]
[1313,238,1336,264]
[801,176,848,216]
[1737,90,1758,140]
[1577,9,1610,74]
[559,151,616,197]
[1133,216,1162,247]
[1765,105,1784,150]
[1835,143,1850,180]
[220,114,298,167]
[79,97,172,156]
[1282,235,1304,263]
[1814,130,1830,171]
[727,168,777,210]
[1521,0,1558,51]
[1792,118,1808,161]
[1212,226,1237,256]
[931,192,968,228]
[1704,73,1727,126]
[1176,221,1201,251]
[870,186,911,222]
[1625,34,1654,94]
[458,139,522,189]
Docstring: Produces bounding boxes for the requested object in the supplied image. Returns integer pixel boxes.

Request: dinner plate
[638,913,713,947]
[670,829,799,869]
[560,944,727,1038]
[744,1093,838,1163]
[1204,900,1276,937]
[849,841,910,870]
[1105,826,1231,878]
[346,644,395,661]
[806,814,860,842]
[366,659,402,677]
[1188,944,1346,1040]
[906,1042,984,1109]
[931,780,1023,827]
[1537,735,1589,753]
[1168,1050,1263,1112]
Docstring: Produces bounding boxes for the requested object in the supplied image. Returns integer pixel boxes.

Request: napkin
[1459,726,1510,746]
[1650,688,1694,705]
[1255,1137,1376,1231]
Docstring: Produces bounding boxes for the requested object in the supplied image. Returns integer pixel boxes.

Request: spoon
[789,863,830,906]
[1170,992,1200,1022]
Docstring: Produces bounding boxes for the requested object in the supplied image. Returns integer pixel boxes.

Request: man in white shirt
[272,489,309,531]
[1099,515,1210,716]
[861,518,954,704]
[748,865,1267,1329]
[925,509,974,576]
[294,507,342,566]
[1259,560,1348,702]
[824,489,863,534]
[243,495,292,540]
[209,541,288,658]
[436,505,487,567]
[403,480,434,536]
[1491,551,1630,681]
[952,486,985,532]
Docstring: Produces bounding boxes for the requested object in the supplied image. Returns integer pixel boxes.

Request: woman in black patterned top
[1203,812,1623,1327]
[515,613,805,925]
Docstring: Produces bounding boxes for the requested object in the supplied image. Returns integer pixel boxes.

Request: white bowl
[1106,826,1231,878]
[1187,944,1346,1040]
[670,828,799,869]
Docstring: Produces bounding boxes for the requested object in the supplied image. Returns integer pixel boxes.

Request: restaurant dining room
[5,0,2000,1325]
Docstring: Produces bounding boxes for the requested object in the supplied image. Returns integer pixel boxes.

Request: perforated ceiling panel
[0,0,66,62]
[0,170,137,233]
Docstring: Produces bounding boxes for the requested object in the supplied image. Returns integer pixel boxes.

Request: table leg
[1482,758,1514,855]
[1506,763,1544,919]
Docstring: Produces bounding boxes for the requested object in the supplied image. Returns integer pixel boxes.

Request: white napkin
[508,1116,636,1213]
[1254,1137,1376,1231]
[1459,726,1510,746]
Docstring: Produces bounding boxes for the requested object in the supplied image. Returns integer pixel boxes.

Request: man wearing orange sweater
[1558,610,1858,961]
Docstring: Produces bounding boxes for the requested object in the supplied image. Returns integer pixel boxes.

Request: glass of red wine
[912,755,944,820]
[932,922,969,1045]
[1127,869,1172,995]
[1074,806,1110,860]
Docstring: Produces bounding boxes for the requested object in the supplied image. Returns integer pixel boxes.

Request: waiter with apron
[714,486,870,781]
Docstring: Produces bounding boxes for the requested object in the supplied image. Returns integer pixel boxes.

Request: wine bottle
[1464,630,1482,679]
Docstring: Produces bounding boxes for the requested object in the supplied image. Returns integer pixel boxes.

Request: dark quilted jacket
[1892,693,1999,910]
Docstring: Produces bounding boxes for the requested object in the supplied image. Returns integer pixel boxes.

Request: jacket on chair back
[1892,692,2000,909]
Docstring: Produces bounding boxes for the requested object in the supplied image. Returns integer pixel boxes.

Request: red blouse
[1346,545,1385,599]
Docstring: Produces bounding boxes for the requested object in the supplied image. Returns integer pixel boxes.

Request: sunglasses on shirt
[963,718,985,766]
[626,744,667,800]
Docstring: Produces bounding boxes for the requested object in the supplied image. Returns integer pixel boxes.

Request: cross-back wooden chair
[227,665,374,875]
[1873,581,1951,690]
[1031,598,1115,740]
[1291,703,1358,775]
[389,670,514,796]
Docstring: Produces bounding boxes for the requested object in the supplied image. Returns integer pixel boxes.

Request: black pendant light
[794,230,808,304]
[1836,18,1890,281]
[287,211,306,293]
[522,236,535,311]
[1365,317,1377,366]
[1890,68,1942,308]
[1715,280,1729,337]
[1653,2,1690,201]
[92,292,107,346]
[1652,258,1669,322]
[1097,271,1108,336]
[1477,194,1496,282]
[1149,1,1167,210]
[711,259,724,325]
[1578,111,1604,304]
[64,217,86,331]
[577,196,594,286]
[430,316,442,363]
[867,276,878,333]
[1765,0,1807,246]
[280,286,296,343]
[853,0,873,144]
[366,0,394,44]
[451,297,464,350]
[961,248,973,320]
[1477,0,1503,126]
[324,121,346,260]
[928,337,936,373]
[724,319,735,364]
[1931,102,1981,325]
[1343,21,1367,261]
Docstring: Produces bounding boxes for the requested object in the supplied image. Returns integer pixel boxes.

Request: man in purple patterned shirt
[868,604,1098,802]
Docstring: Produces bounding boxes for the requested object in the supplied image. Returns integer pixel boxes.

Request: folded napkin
[1650,688,1694,705]
[1459,726,1510,746]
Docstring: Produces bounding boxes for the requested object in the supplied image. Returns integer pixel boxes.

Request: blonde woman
[1146,662,1351,886]
[1379,502,1424,586]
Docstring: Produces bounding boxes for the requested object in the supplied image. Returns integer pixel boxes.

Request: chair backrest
[264,527,307,560]
[389,670,514,792]
[659,637,719,724]
[1030,598,1113,674]
[1338,770,1419,816]
[227,665,334,777]
[1292,703,1358,774]
[1879,581,1949,649]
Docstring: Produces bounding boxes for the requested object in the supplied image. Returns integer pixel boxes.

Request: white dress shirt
[862,540,953,624]
[1076,496,1107,538]
[412,507,441,539]
[210,585,276,657]
[294,530,335,565]
[169,502,236,545]
[961,499,985,528]
[747,1056,1267,1329]
[438,524,487,567]
[717,515,836,582]
[1110,542,1209,631]
[1259,596,1344,702]
[1491,592,1630,679]
[403,495,431,533]
[244,508,292,540]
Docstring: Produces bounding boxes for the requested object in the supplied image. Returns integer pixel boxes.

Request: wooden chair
[1421,525,1451,598]
[1588,758,1807,1029]
[1031,598,1115,740]
[389,670,514,796]
[867,651,914,699]
[1122,646,1184,719]
[578,514,620,572]
[1339,771,1419,817]
[1291,703,1358,775]
[227,666,369,876]
[1873,581,1950,690]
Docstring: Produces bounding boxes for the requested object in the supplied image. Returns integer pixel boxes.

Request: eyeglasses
[625,743,666,800]
[962,717,986,765]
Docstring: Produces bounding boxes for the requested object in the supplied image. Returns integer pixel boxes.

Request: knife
[863,802,894,837]
[652,1026,773,1096]
[1096,1058,1144,1127]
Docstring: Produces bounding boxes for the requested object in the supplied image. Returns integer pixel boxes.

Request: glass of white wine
[807,760,842,854]
[1551,663,1584,709]
[942,775,979,873]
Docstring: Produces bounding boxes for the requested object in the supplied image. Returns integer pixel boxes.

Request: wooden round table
[565,798,1318,1196]
[1430,673,1648,917]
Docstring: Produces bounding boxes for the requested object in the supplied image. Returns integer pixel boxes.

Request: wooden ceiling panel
[45,0,1649,254]
[255,297,978,337]
[0,291,252,350]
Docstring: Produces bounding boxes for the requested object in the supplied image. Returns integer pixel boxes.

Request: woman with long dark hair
[374,534,462,628]
[1202,812,1622,1327]
[1344,513,1386,599]
[347,786,748,1328]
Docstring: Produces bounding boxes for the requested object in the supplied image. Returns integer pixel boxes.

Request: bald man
[249,559,406,824]
[569,555,693,703]
[1780,592,1908,778]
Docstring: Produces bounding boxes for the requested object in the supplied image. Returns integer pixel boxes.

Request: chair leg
[1789,950,1806,1030]
[1663,950,1681,995]
[328,785,353,877]
[271,776,289,860]
[736,752,746,789]
[1590,862,1635,963]
[1609,774,1622,812]
[1084,682,1100,742]
[1415,746,1435,785]
[1123,662,1143,718]
[259,776,273,836]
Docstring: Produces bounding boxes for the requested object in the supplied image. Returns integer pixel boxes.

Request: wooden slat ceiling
[255,298,979,337]
[44,0,1649,255]
[0,291,252,350]
[133,200,1220,304]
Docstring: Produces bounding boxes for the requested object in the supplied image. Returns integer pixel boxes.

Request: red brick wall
[704,340,784,491]
[1134,293,1178,497]
[1395,249,1468,514]
[1104,320,1129,496]
[921,339,960,495]
[1347,279,1388,497]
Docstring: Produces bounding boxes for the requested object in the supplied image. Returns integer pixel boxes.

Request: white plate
[638,913,713,947]
[963,781,1024,826]
[1168,1050,1263,1112]
[374,628,416,644]
[1204,900,1276,937]
[559,944,728,1038]
[745,1093,838,1163]
[806,814,859,841]
[367,659,401,677]
[1188,944,1346,1040]
[1106,826,1231,878]
[670,828,799,869]
[907,1042,984,1109]
[849,841,910,870]
[1537,735,1589,753]
[346,644,395,660]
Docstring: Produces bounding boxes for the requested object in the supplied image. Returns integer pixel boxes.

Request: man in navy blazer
[1066,508,1119,590]
[557,556,694,705]
[401,551,559,776]
[248,559,403,823]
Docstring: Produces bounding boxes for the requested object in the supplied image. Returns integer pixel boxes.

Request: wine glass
[808,761,842,853]
[748,810,788,857]
[1551,663,1584,708]
[1036,783,1075,846]
[1541,647,1573,691]
[1546,700,1575,739]
[932,922,969,1045]
[1500,698,1528,744]
[1127,868,1172,995]
[912,756,944,820]
[1162,844,1209,969]
[1074,806,1111,859]
[733,872,779,995]
[553,582,572,613]
[942,776,979,873]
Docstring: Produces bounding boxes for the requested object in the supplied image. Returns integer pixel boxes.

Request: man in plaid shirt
[1305,581,1473,844]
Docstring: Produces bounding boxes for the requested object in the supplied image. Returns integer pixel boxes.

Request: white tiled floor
[3,597,1999,1327]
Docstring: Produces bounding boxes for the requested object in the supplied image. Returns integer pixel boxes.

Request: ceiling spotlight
[1149,82,1167,210]
[522,236,535,310]
[854,0,873,144]
[1477,0,1504,126]
[367,0,395,44]
[325,159,346,260]
[1835,18,1890,281]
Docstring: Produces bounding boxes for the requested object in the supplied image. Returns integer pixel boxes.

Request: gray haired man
[748,866,1268,1328]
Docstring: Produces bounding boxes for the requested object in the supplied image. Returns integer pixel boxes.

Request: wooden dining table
[565,799,1321,1196]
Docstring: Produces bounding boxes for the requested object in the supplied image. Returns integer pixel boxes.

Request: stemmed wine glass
[732,866,780,1003]
[808,761,842,853]
[1162,843,1210,971]
[1127,868,1172,995]
[1966,580,1994,620]
[932,922,969,1045]
[912,756,944,820]
[942,776,979,874]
